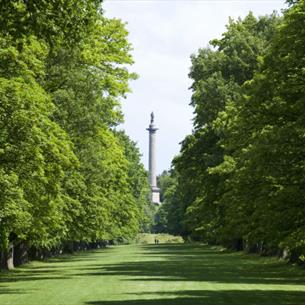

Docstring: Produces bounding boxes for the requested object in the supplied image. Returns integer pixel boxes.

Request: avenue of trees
[0,0,150,270]
[157,0,305,262]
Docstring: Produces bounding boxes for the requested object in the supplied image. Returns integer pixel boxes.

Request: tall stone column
[147,112,160,204]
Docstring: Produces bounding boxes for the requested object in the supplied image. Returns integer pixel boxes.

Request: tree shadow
[1,243,305,303]
[0,261,74,284]
[85,289,305,305]
[0,282,36,295]
[76,244,305,286]
[0,274,72,283]
[0,249,110,285]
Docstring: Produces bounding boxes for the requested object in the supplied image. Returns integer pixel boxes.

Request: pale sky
[103,0,287,174]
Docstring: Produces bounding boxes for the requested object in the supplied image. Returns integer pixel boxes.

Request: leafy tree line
[157,0,305,262]
[0,0,150,270]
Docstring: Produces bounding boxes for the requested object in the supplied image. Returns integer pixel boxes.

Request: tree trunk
[1,242,14,270]
[6,242,14,270]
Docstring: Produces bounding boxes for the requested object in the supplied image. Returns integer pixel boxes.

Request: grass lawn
[134,233,184,244]
[0,243,305,305]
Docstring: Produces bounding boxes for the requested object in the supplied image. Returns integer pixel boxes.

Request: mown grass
[134,233,184,244]
[0,243,305,305]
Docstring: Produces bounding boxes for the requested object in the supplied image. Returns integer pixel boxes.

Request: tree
[219,0,305,256]
[171,1,305,261]
[115,131,151,235]
[172,13,279,244]
[0,0,146,269]
[0,34,76,269]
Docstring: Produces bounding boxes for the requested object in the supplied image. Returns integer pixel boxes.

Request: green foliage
[0,34,77,250]
[165,2,305,261]
[169,13,280,243]
[154,170,185,235]
[0,0,148,264]
[0,0,102,47]
[220,0,305,254]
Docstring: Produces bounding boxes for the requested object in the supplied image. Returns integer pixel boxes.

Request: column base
[151,186,160,205]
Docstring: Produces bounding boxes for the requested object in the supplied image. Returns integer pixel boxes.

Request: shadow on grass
[85,289,305,305]
[0,248,111,285]
[76,244,305,286]
[1,243,305,304]
[0,274,72,283]
[0,287,29,295]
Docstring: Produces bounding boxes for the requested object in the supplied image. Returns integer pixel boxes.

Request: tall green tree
[218,0,305,256]
[168,1,305,261]
[172,13,279,243]
[45,14,139,242]
[116,131,151,233]
[0,33,77,269]
[0,0,147,269]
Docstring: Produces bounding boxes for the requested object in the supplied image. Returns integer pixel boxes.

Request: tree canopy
[161,0,305,261]
[0,0,149,269]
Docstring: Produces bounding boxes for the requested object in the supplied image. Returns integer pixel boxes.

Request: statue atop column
[150,112,154,124]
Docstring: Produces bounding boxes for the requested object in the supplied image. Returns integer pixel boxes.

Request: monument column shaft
[147,112,160,204]
[149,130,157,187]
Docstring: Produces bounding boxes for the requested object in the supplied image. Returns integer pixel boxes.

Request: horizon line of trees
[0,0,151,270]
[156,0,305,263]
